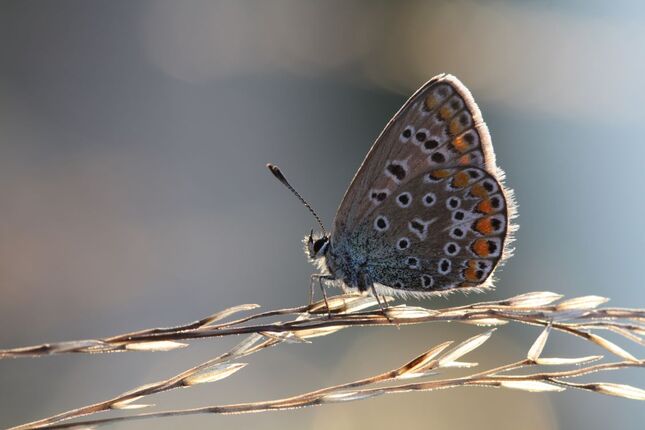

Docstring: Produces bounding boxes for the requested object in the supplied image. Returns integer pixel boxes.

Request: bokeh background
[1,0,644,428]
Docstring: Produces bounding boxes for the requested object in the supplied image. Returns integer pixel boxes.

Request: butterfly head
[305,230,330,260]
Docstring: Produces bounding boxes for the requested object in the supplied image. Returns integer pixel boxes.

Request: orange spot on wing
[472,239,491,257]
[477,199,493,214]
[470,183,488,198]
[475,218,494,235]
[452,171,470,188]
[449,119,461,135]
[440,106,452,119]
[464,267,479,282]
[458,154,471,165]
[425,95,438,110]
[453,136,468,153]
[431,169,452,179]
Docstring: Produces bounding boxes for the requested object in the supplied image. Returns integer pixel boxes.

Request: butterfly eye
[312,237,329,255]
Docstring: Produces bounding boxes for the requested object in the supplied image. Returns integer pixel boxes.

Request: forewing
[367,167,509,295]
[332,74,499,238]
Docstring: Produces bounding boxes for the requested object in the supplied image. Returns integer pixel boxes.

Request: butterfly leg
[365,276,393,324]
[310,274,334,318]
[308,276,316,305]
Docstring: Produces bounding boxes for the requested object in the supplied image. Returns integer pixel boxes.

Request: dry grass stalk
[4,291,644,429]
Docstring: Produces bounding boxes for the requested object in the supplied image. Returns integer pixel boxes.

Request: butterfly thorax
[324,242,367,291]
[306,225,389,292]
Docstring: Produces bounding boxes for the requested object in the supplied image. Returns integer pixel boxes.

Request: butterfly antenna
[267,163,327,236]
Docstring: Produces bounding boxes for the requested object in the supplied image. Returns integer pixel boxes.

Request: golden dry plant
[2,291,644,429]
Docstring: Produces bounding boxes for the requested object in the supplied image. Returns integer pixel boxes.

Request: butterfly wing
[332,74,500,237]
[365,167,510,295]
[330,74,515,295]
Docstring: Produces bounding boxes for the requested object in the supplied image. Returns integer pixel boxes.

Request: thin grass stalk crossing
[3,291,644,429]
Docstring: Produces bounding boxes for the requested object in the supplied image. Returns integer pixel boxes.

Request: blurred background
[1,0,644,428]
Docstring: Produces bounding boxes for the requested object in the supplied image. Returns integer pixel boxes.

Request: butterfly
[268,74,516,310]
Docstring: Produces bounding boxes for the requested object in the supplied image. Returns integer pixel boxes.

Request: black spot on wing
[386,163,406,181]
